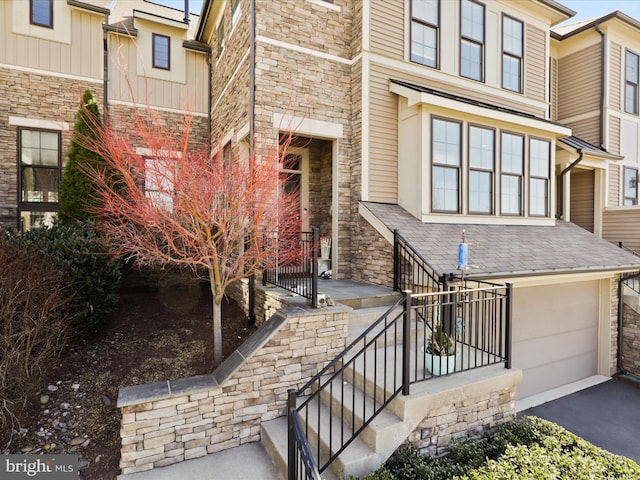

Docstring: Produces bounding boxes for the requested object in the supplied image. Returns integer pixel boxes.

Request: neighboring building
[552,12,640,252]
[0,0,208,230]
[198,0,640,401]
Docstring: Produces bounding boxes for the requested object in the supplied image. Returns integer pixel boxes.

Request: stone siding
[622,300,640,376]
[118,304,349,475]
[407,379,518,457]
[351,215,394,288]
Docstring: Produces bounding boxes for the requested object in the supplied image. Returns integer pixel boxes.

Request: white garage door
[512,281,599,399]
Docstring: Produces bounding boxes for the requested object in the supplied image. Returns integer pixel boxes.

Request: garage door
[512,281,599,399]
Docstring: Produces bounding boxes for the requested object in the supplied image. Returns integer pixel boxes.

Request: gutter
[556,148,584,220]
[595,23,606,149]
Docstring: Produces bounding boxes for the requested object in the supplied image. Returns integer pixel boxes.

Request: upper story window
[411,0,439,68]
[500,132,524,215]
[232,0,241,27]
[19,128,61,230]
[31,0,53,28]
[529,138,550,216]
[468,125,494,214]
[152,34,170,70]
[625,50,639,115]
[460,0,484,82]
[624,167,638,205]
[502,15,523,93]
[216,21,225,58]
[431,118,461,213]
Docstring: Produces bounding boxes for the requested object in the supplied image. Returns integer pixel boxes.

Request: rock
[47,385,58,392]
[71,383,80,391]
[60,402,70,410]
[78,459,89,470]
[69,437,85,446]
[95,455,102,463]
[40,395,50,404]
[102,395,112,406]
[82,439,91,447]
[21,446,33,453]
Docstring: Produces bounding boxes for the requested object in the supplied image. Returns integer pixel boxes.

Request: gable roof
[552,11,640,39]
[361,202,640,279]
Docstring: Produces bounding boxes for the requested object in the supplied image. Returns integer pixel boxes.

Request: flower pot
[423,350,458,376]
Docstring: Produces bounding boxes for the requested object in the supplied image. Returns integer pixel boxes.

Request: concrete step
[347,306,427,346]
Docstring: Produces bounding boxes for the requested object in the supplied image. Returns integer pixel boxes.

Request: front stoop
[261,364,522,479]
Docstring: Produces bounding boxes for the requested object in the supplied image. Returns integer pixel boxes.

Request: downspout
[557,148,583,220]
[103,12,109,118]
[207,50,212,155]
[247,0,256,324]
[595,23,605,149]
[183,0,189,24]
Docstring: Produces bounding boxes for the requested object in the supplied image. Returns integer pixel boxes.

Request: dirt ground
[6,281,256,480]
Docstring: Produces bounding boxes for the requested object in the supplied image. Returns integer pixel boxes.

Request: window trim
[17,127,62,230]
[624,166,638,205]
[152,33,171,70]
[501,14,524,93]
[30,0,53,28]
[467,124,495,214]
[216,20,225,59]
[528,137,551,217]
[410,0,440,69]
[431,117,462,213]
[500,131,524,216]
[459,0,485,82]
[625,49,639,115]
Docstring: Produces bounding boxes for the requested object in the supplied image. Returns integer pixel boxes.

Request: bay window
[500,132,523,215]
[468,126,494,214]
[432,118,461,212]
[529,138,550,216]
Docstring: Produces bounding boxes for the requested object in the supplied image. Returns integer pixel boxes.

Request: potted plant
[423,322,458,376]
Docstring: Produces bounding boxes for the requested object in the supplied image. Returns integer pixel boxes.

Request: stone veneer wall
[407,374,518,457]
[117,303,350,475]
[622,299,640,376]
[350,215,394,288]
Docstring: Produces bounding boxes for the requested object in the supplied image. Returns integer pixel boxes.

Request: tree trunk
[210,284,224,367]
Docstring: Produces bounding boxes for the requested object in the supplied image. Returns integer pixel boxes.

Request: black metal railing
[619,243,640,294]
[288,283,511,476]
[394,229,442,294]
[288,389,321,480]
[263,227,319,308]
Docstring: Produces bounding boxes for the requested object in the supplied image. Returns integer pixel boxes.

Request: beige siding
[570,170,594,232]
[550,57,558,121]
[369,0,404,60]
[603,208,640,251]
[568,116,600,146]
[610,42,622,114]
[558,43,600,120]
[609,116,621,155]
[608,164,620,206]
[525,25,546,103]
[0,4,103,80]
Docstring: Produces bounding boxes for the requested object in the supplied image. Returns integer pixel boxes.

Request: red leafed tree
[79,107,302,366]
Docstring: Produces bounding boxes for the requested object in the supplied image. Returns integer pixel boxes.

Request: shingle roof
[362,202,640,279]
[559,136,623,160]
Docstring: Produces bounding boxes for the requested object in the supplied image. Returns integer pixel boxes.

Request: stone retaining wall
[117,303,350,475]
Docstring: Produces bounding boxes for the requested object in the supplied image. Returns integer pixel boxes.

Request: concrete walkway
[519,375,640,463]
[116,442,281,480]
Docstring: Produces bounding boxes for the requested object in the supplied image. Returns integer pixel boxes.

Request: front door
[281,147,310,232]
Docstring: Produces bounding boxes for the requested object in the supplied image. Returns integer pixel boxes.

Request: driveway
[519,376,640,464]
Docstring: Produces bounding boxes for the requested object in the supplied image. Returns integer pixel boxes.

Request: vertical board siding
[608,163,620,206]
[610,42,622,113]
[570,170,595,233]
[558,43,601,120]
[525,25,546,102]
[603,208,640,251]
[370,0,404,60]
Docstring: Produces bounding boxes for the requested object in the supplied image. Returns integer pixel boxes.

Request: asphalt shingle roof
[362,202,640,279]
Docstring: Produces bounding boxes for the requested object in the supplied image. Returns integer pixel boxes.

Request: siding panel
[568,116,600,146]
[610,42,622,114]
[558,43,600,120]
[608,164,620,206]
[609,116,621,155]
[570,170,594,232]
[603,208,640,251]
[370,0,404,60]
[525,25,546,102]
[551,57,558,121]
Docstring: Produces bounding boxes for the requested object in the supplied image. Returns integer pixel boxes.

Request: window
[152,34,170,70]
[625,50,639,115]
[624,167,638,205]
[500,132,523,215]
[222,141,232,168]
[18,129,61,230]
[232,0,241,26]
[432,118,461,212]
[529,138,550,216]
[460,0,484,81]
[502,15,523,93]
[216,21,225,58]
[468,126,494,214]
[31,0,53,28]
[144,157,175,211]
[411,0,439,68]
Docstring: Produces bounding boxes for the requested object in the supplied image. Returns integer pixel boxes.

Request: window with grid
[624,167,638,205]
[529,138,550,216]
[411,0,439,68]
[31,0,53,28]
[625,50,639,115]
[468,125,494,214]
[502,15,523,93]
[153,34,170,70]
[432,118,461,212]
[500,132,523,215]
[460,0,484,82]
[216,21,225,58]
[19,129,60,230]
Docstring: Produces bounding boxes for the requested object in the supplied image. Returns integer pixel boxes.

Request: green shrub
[18,221,122,330]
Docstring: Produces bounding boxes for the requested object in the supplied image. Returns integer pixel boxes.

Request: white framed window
[431,118,461,213]
[624,167,638,205]
[468,125,494,214]
[460,0,484,82]
[625,50,639,115]
[411,0,439,68]
[502,15,523,93]
[529,138,550,216]
[500,132,524,215]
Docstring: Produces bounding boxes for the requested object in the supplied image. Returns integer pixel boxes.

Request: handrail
[288,389,321,480]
